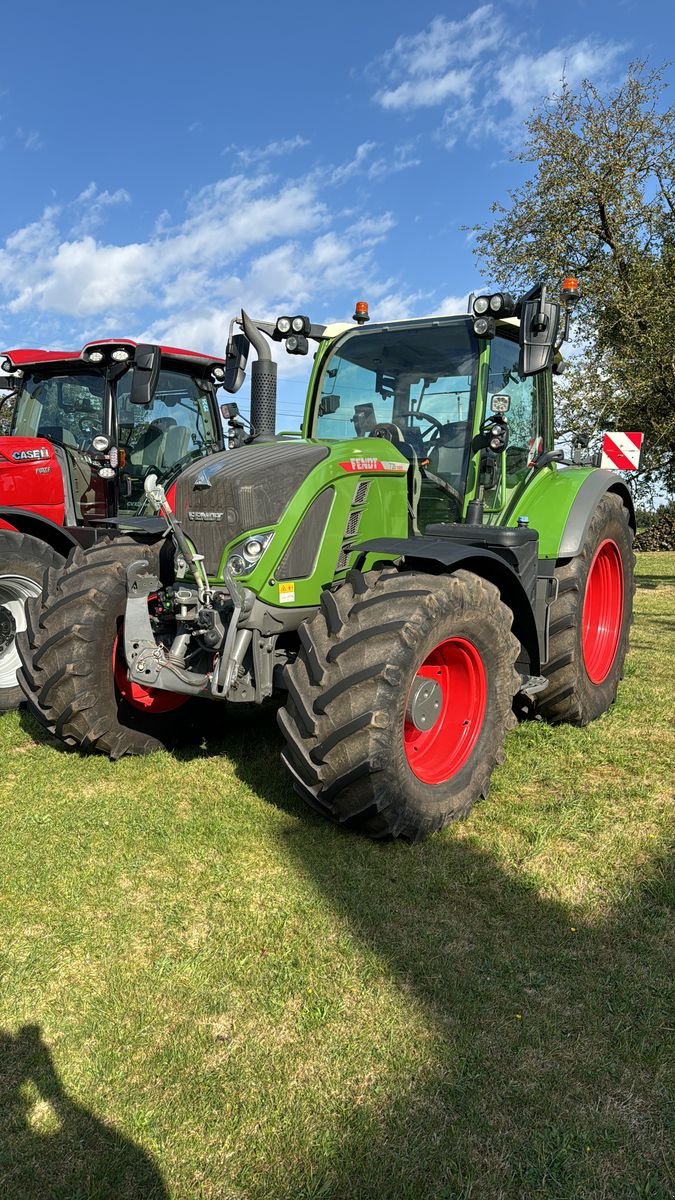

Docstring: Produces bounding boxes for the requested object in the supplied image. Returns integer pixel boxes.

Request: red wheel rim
[581,539,624,684]
[112,632,186,714]
[404,637,487,785]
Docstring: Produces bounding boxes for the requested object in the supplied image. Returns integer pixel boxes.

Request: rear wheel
[278,568,520,841]
[0,531,64,712]
[16,538,188,756]
[537,493,635,725]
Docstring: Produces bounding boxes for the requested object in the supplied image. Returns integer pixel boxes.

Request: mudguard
[0,507,79,558]
[507,466,635,559]
[356,536,541,673]
[558,471,635,558]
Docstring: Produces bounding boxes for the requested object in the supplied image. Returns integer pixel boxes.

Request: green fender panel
[507,467,635,559]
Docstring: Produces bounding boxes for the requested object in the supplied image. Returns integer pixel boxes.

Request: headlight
[111,348,129,362]
[473,315,496,338]
[276,316,292,335]
[473,295,489,315]
[88,350,105,363]
[226,531,274,576]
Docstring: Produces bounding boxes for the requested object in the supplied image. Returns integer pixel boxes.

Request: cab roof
[1,339,227,371]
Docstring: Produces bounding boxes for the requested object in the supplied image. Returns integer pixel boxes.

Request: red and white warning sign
[600,431,643,472]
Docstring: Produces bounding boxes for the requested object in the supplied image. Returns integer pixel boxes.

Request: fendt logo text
[12,448,50,462]
[187,511,223,522]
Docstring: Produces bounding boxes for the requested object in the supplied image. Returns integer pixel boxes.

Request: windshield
[11,370,105,446]
[314,319,479,499]
[115,368,219,514]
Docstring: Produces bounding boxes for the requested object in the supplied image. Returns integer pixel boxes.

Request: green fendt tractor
[18,281,636,841]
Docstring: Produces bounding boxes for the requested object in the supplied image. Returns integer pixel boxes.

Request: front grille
[173,442,329,575]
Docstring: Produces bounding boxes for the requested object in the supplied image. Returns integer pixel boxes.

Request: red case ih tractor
[0,339,230,710]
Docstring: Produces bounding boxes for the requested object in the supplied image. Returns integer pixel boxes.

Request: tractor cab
[1,341,226,525]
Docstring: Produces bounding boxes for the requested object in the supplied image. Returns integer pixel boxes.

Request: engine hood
[172,440,330,574]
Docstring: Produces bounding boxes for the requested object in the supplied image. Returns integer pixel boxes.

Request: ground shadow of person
[0,1024,168,1200]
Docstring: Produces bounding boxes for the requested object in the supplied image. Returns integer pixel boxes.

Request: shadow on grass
[634,573,675,589]
[209,707,673,1200]
[0,1024,167,1200]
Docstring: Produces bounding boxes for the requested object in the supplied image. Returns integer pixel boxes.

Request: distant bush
[634,501,675,551]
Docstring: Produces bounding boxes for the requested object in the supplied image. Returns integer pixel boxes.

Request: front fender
[356,536,540,672]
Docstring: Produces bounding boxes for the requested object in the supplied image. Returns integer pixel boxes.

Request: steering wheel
[394,411,465,518]
[368,422,403,444]
[395,410,445,443]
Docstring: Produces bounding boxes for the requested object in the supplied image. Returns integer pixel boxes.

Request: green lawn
[1,553,673,1200]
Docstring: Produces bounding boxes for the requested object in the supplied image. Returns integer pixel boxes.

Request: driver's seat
[398,425,428,463]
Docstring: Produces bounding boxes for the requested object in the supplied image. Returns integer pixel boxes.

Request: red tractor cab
[0,338,227,709]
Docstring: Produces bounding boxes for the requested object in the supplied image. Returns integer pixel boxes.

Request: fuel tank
[0,437,66,524]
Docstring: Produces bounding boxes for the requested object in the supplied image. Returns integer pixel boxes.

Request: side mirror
[479,451,499,489]
[519,299,561,377]
[223,333,249,394]
[129,344,161,406]
[318,393,340,417]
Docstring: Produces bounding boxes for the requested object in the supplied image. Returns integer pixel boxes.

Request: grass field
[1,553,673,1200]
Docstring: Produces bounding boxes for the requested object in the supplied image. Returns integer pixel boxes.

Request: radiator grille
[352,479,371,506]
[345,509,362,538]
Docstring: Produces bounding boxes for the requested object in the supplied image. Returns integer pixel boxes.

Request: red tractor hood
[0,437,65,525]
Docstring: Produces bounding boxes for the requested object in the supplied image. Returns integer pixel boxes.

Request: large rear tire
[0,531,64,713]
[278,568,520,842]
[16,538,188,757]
[537,493,635,725]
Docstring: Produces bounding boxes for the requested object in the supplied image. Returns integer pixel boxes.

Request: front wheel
[0,531,64,712]
[16,538,188,756]
[278,568,520,841]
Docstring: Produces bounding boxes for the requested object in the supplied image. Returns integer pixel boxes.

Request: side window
[487,337,543,485]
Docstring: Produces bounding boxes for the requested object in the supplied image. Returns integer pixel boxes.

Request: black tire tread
[278,567,520,841]
[16,536,181,756]
[0,530,68,712]
[537,493,635,725]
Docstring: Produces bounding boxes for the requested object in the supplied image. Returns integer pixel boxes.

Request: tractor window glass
[115,369,218,514]
[487,337,541,485]
[11,372,105,448]
[314,321,478,498]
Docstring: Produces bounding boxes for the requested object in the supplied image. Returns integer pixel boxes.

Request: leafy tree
[469,63,674,495]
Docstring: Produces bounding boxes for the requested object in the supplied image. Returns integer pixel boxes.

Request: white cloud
[374,6,625,148]
[226,135,310,166]
[377,69,474,112]
[434,293,472,316]
[0,160,405,358]
[16,126,43,151]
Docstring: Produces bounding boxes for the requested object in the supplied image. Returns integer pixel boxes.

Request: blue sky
[0,0,672,427]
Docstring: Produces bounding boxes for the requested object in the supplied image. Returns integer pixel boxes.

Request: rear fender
[558,472,635,558]
[0,507,78,559]
[356,536,540,672]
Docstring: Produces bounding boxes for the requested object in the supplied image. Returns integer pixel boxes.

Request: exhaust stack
[240,310,277,439]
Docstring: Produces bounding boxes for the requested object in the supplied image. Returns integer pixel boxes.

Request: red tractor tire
[536,493,635,725]
[16,538,189,756]
[0,530,65,713]
[278,567,520,842]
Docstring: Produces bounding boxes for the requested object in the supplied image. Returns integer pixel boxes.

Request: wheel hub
[406,676,442,731]
[0,604,17,656]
